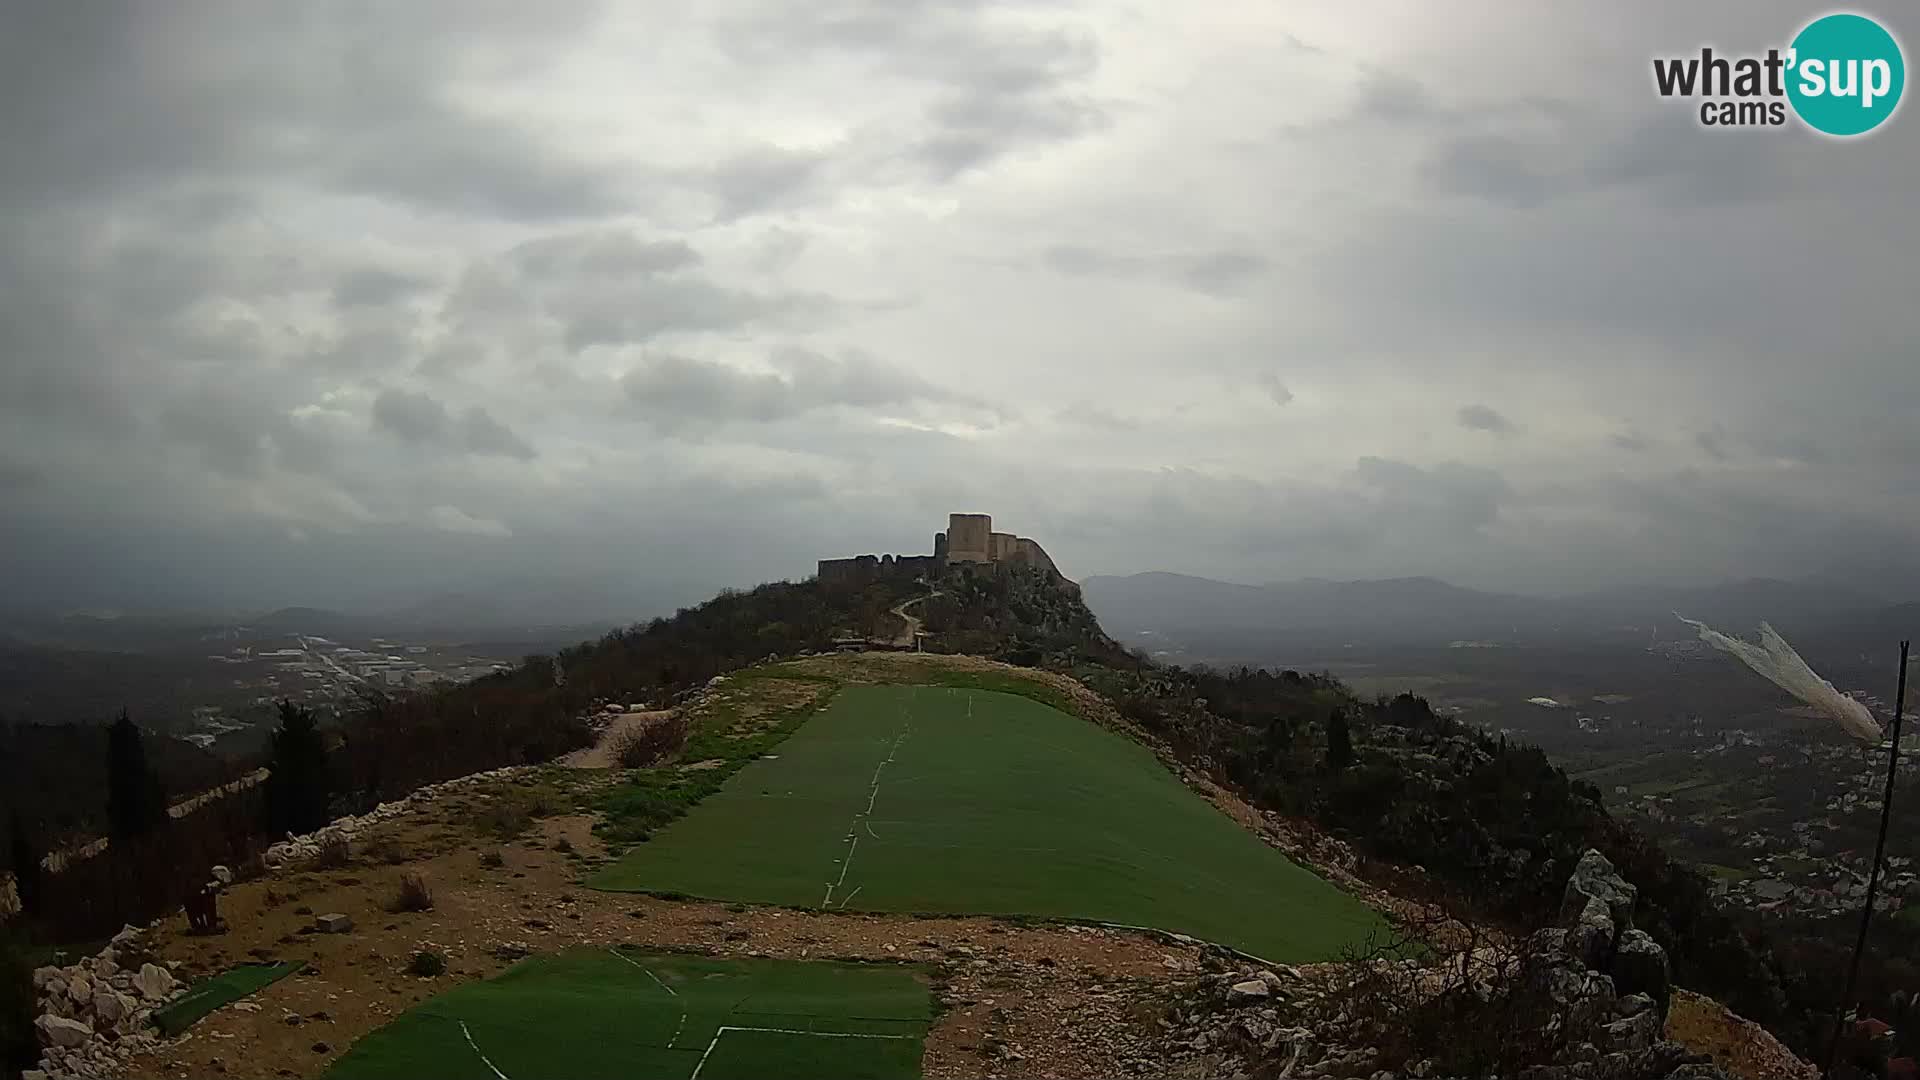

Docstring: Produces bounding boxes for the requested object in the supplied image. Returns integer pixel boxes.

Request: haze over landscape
[4,1,1918,622]
[4,5,1919,1080]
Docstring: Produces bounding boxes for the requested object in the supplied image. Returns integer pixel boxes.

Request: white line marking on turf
[688,1026,913,1080]
[607,948,688,1048]
[459,1019,512,1080]
[822,705,913,908]
[606,948,679,996]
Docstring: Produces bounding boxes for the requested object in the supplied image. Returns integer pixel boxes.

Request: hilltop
[3,534,1842,1079]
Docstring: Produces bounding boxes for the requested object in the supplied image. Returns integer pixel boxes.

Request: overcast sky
[3,1,1917,617]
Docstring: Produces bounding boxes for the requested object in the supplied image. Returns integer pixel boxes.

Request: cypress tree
[265,701,332,836]
[105,710,166,841]
[1326,706,1355,771]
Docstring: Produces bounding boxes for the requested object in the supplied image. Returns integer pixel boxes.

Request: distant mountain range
[1079,572,1912,651]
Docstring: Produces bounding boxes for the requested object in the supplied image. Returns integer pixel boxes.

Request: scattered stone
[1602,1011,1661,1053]
[1611,930,1671,1020]
[1566,894,1617,971]
[312,1041,333,1054]
[1227,979,1272,1005]
[211,864,235,886]
[133,962,178,1001]
[1560,849,1638,930]
[316,912,354,933]
[35,1014,93,1049]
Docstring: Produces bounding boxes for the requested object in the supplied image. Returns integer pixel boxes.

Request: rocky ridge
[23,925,186,1080]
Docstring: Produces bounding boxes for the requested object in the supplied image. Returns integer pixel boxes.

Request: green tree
[1325,706,1355,771]
[265,701,332,836]
[105,710,166,841]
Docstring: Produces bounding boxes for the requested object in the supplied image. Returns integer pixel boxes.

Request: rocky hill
[2,565,1848,1079]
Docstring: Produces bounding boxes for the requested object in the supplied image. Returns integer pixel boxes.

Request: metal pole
[1823,639,1909,1077]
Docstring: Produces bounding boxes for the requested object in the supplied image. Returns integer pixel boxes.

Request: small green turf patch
[592,685,1386,962]
[321,949,930,1080]
[152,961,306,1036]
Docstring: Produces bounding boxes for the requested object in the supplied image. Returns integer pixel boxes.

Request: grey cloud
[508,232,701,279]
[1610,432,1650,452]
[1695,429,1729,461]
[371,388,451,444]
[0,3,630,221]
[620,349,988,431]
[1056,403,1140,431]
[458,407,536,461]
[333,268,432,309]
[1175,252,1268,297]
[1457,404,1518,435]
[703,147,833,222]
[444,230,829,352]
[372,388,535,459]
[1038,244,1268,296]
[722,2,1107,180]
[1257,374,1294,407]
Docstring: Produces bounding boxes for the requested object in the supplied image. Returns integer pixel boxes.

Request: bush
[388,872,433,913]
[407,949,446,977]
[612,714,691,770]
[477,798,532,839]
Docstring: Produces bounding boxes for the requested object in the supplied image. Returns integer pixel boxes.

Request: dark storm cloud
[1457,404,1518,435]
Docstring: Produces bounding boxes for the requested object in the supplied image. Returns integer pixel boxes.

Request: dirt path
[557,710,678,769]
[887,589,941,648]
[128,773,1208,1080]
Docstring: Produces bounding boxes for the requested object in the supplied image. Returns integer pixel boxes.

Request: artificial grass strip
[151,960,306,1036]
[322,949,930,1080]
[591,685,1386,962]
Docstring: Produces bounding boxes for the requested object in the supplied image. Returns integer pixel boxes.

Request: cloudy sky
[3,1,1916,617]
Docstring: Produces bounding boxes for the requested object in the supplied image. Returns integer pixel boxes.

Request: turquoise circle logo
[1787,13,1905,136]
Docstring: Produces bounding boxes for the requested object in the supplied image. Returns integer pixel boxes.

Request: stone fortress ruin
[816,513,1070,590]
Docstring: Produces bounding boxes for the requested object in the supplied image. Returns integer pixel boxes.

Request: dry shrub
[407,949,446,977]
[388,871,433,913]
[612,714,691,769]
[1327,901,1581,1077]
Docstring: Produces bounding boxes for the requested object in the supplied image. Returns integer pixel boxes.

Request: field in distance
[322,949,932,1080]
[591,684,1384,962]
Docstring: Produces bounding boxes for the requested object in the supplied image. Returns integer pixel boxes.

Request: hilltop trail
[887,588,941,648]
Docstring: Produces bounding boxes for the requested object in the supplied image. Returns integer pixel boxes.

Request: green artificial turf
[322,949,931,1080]
[151,961,306,1036]
[591,685,1385,962]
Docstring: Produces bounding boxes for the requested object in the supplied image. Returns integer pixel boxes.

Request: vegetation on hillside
[0,562,1884,1058]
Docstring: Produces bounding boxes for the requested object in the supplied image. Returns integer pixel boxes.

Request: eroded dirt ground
[131,775,1210,1080]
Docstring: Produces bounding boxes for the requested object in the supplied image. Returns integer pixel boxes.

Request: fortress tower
[945,513,993,564]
